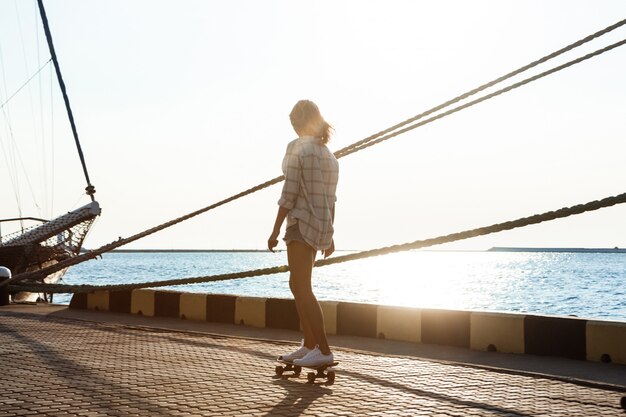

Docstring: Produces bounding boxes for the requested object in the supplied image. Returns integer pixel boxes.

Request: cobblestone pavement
[0,311,624,416]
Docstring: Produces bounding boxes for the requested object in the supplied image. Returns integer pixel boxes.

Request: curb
[69,289,626,366]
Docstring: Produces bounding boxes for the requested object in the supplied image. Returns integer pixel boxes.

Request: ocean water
[55,251,626,322]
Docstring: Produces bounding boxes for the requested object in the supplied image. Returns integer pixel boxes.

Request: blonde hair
[289,100,333,144]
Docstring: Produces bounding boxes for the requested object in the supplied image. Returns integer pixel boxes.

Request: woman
[267,100,339,367]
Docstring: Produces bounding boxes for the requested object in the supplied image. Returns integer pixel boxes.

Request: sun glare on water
[317,251,526,311]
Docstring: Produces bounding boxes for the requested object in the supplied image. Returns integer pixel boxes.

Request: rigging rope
[333,18,626,159]
[10,191,626,294]
[339,37,626,158]
[0,96,45,223]
[0,59,52,111]
[4,20,626,287]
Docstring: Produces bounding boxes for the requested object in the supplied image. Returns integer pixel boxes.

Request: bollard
[0,267,11,306]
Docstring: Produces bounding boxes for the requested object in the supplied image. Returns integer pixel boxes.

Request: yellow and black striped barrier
[70,289,626,365]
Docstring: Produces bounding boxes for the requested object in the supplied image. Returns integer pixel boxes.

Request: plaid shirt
[278,136,339,250]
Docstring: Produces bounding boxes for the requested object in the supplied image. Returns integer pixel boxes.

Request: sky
[0,0,625,252]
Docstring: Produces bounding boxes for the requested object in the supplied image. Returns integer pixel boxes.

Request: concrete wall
[70,290,626,365]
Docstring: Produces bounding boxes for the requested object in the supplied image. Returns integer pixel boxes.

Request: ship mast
[36,0,96,201]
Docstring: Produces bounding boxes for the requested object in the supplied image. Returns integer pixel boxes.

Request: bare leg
[287,241,331,355]
[288,241,316,348]
[290,275,315,349]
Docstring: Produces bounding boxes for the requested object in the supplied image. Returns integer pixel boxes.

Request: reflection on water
[58,251,626,321]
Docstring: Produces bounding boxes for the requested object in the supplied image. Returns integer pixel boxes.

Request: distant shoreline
[79,247,626,254]
[488,247,626,254]
[106,249,274,253]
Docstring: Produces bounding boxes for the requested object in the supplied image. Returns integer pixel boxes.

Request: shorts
[283,222,308,247]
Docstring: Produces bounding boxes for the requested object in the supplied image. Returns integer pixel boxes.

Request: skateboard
[274,360,302,377]
[275,359,338,383]
[302,362,338,383]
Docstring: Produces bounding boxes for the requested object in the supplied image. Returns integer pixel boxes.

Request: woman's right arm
[323,203,336,258]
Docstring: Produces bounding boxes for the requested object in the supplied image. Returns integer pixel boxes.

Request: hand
[322,239,335,259]
[267,231,279,252]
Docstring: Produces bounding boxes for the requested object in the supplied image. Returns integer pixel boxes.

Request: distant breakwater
[489,247,626,253]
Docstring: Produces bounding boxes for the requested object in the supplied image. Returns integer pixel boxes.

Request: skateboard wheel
[294,365,302,375]
[327,370,335,383]
[275,366,283,376]
[307,372,316,383]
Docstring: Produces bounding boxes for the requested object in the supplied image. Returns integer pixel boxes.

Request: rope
[334,18,626,158]
[340,37,626,157]
[5,22,626,287]
[2,177,285,286]
[0,59,52,111]
[11,191,626,294]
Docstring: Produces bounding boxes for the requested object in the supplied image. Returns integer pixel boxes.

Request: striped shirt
[278,136,339,250]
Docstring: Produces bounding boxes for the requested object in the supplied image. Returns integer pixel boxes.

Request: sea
[55,250,626,322]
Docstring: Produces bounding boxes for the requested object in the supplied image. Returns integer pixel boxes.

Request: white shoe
[278,340,311,362]
[293,346,334,367]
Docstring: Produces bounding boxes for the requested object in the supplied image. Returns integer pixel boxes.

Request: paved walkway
[0,306,624,416]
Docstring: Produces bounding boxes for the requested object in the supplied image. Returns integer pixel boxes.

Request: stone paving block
[0,310,624,417]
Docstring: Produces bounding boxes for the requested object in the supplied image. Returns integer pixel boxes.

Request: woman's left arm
[268,206,290,252]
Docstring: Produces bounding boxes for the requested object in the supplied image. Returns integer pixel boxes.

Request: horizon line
[79,246,626,254]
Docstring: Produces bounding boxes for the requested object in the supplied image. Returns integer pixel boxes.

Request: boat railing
[0,217,49,245]
[0,202,100,247]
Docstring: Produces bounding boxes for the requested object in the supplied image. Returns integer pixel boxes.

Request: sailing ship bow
[0,0,101,301]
